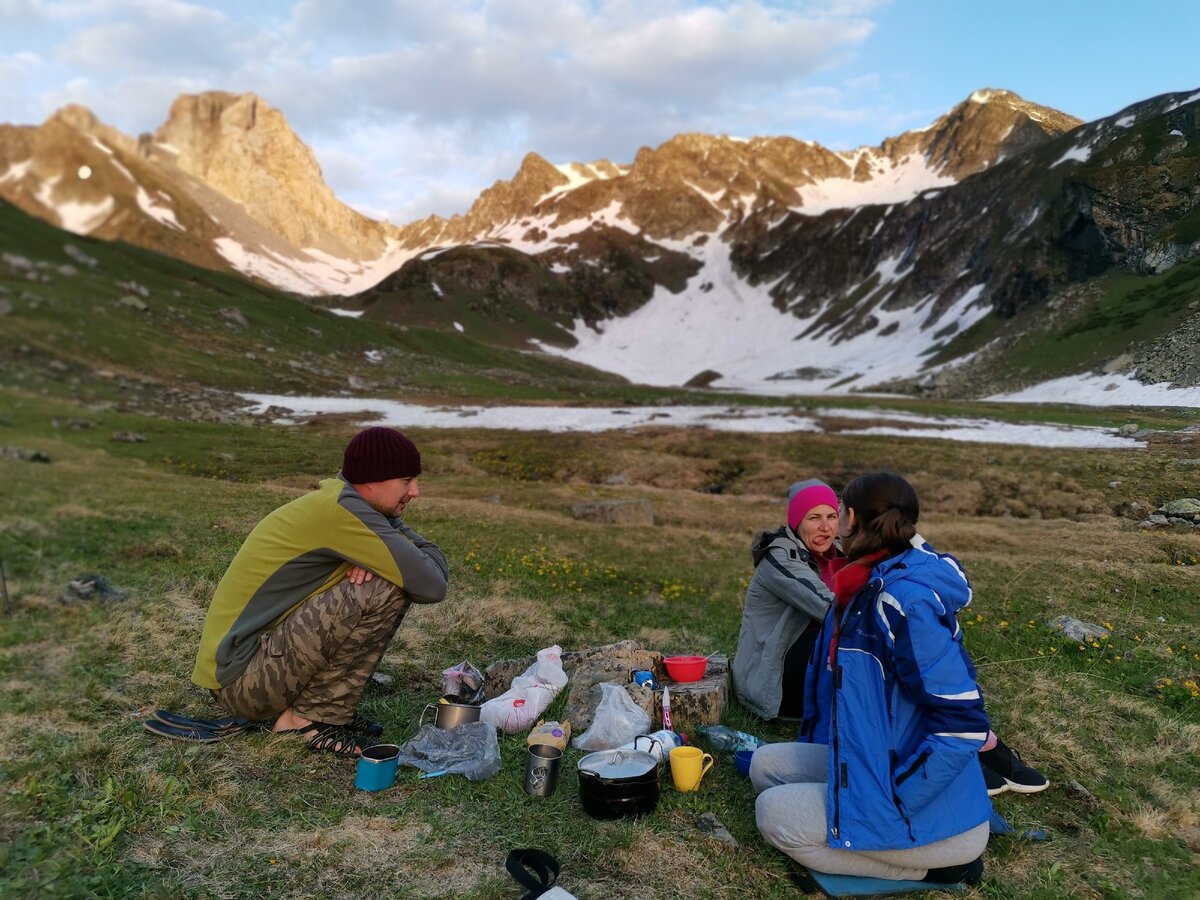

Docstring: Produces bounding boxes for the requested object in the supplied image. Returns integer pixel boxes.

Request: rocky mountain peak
[48,104,100,133]
[916,88,1083,177]
[154,91,390,257]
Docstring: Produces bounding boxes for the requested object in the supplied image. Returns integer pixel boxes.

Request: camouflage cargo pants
[214,576,410,725]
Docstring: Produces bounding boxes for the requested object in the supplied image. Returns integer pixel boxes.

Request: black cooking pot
[577,748,660,820]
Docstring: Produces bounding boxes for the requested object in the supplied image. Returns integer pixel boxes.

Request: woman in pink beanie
[732,478,847,721]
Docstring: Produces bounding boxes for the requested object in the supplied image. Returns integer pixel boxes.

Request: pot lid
[578,748,658,778]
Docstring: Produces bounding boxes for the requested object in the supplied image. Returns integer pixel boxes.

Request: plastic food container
[663,655,708,682]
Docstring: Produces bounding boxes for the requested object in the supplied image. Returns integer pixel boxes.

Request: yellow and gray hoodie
[191,476,449,690]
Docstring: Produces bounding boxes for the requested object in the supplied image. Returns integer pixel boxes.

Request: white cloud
[54,2,241,74]
[2,0,890,222]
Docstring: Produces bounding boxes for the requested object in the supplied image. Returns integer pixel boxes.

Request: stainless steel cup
[523,743,562,798]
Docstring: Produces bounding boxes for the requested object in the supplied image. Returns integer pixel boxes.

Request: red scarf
[827,550,890,668]
[815,550,848,592]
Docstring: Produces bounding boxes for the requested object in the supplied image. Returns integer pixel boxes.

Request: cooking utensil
[419,699,481,730]
[577,747,661,819]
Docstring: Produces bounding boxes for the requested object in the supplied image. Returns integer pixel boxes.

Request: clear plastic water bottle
[699,725,764,752]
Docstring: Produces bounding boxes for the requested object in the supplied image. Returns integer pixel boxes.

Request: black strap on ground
[505,848,560,899]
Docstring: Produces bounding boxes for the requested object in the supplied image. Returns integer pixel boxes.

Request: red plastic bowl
[664,655,708,682]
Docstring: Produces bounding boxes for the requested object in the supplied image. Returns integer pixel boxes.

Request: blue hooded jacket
[799,536,992,852]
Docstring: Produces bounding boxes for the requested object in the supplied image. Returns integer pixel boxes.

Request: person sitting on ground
[733,478,845,721]
[752,472,991,886]
[190,426,449,757]
[737,478,1048,793]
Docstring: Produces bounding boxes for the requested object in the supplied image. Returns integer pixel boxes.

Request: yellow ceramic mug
[670,746,714,792]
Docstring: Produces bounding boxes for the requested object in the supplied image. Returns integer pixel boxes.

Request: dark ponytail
[841,472,919,562]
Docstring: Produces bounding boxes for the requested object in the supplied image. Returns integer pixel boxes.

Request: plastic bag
[571,683,652,751]
[441,660,485,704]
[480,645,569,735]
[393,720,501,781]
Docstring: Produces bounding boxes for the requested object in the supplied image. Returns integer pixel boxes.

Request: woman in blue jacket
[751,472,992,885]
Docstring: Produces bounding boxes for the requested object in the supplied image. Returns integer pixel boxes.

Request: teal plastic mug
[355,743,400,791]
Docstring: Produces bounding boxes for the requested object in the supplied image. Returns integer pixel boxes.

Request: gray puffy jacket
[732,526,833,720]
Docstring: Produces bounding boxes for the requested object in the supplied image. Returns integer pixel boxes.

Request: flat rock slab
[485,641,729,732]
[570,500,654,526]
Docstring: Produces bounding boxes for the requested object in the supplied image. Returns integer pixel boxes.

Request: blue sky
[2,0,1197,223]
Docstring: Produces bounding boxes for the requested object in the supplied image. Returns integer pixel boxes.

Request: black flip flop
[143,718,225,743]
[151,710,257,734]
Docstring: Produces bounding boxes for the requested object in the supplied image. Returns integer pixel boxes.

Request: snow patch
[1115,114,1135,128]
[212,236,417,297]
[990,372,1200,407]
[136,186,183,230]
[329,308,364,318]
[35,176,113,234]
[1051,144,1093,167]
[531,237,989,395]
[235,393,1137,449]
[791,154,955,216]
[453,321,464,333]
[0,159,32,184]
[108,158,134,181]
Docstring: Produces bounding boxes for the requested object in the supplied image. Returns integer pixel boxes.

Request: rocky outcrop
[155,92,393,258]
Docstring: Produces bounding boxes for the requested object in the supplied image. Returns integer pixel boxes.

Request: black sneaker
[979,739,1049,794]
[923,855,984,886]
[980,759,1008,796]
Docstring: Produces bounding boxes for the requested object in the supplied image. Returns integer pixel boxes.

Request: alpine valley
[2,86,1199,401]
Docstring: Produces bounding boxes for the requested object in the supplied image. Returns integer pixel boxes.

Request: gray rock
[695,812,740,851]
[570,499,654,526]
[1175,459,1200,466]
[117,280,150,298]
[1107,481,1121,488]
[218,306,249,328]
[0,300,12,316]
[1,446,51,463]
[112,431,148,443]
[2,252,33,271]
[63,244,98,268]
[1162,498,1200,516]
[117,295,149,312]
[1118,423,1139,436]
[1047,616,1110,643]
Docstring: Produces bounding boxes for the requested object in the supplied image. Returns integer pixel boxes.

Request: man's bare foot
[272,709,313,734]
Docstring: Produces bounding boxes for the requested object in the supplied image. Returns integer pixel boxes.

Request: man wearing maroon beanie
[192,426,448,757]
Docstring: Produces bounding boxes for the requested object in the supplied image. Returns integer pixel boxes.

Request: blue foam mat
[806,870,966,898]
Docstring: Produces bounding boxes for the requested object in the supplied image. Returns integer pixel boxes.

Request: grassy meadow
[1,391,1198,900]
[2,202,1199,897]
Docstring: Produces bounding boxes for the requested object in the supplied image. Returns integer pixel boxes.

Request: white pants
[751,742,990,880]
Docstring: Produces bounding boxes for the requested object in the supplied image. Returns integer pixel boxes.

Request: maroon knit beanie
[341,427,422,483]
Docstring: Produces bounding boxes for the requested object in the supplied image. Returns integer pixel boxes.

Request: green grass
[942,258,1200,387]
[1,388,1198,898]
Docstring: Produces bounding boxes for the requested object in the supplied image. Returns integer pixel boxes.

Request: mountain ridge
[2,86,1198,400]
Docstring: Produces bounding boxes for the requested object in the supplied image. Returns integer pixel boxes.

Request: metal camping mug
[523,743,563,798]
[354,743,400,792]
[419,700,481,730]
